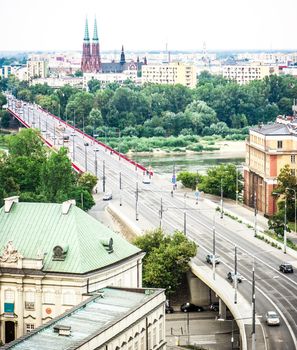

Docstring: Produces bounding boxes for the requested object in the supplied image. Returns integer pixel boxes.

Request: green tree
[88,79,101,93]
[0,92,7,108]
[0,110,10,128]
[133,229,197,295]
[77,172,97,193]
[177,171,203,190]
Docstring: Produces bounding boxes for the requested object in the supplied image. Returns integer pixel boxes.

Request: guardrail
[37,107,153,176]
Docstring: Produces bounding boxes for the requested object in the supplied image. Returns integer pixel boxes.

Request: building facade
[244,117,297,215]
[0,197,145,345]
[222,63,278,84]
[26,59,49,81]
[142,62,197,88]
[2,287,166,350]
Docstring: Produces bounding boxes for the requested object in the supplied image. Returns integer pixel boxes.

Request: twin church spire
[81,18,101,73]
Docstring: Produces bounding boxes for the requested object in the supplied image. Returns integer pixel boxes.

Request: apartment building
[222,64,278,84]
[0,197,145,345]
[244,116,297,215]
[27,58,49,81]
[142,62,197,88]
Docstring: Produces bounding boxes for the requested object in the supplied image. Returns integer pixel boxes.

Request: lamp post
[212,213,216,281]
[254,190,257,237]
[284,193,287,254]
[286,187,296,234]
[135,181,139,221]
[102,160,106,192]
[236,168,239,205]
[220,178,224,219]
[84,143,89,171]
[72,134,76,161]
[93,149,99,177]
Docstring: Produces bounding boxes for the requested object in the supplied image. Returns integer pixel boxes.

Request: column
[219,299,227,320]
[35,286,42,327]
[17,286,24,337]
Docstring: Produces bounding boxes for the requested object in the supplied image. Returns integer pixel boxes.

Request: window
[153,327,157,347]
[291,169,296,176]
[277,140,283,149]
[4,290,15,303]
[291,155,296,164]
[25,324,35,333]
[159,322,163,342]
[25,291,35,310]
[62,291,75,306]
[43,290,55,304]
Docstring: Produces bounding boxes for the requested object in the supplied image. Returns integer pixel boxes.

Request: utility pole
[94,151,98,177]
[212,215,216,281]
[103,160,106,193]
[159,197,163,229]
[254,190,257,237]
[252,262,256,350]
[234,246,237,304]
[119,172,122,206]
[84,143,88,171]
[284,194,287,254]
[220,178,224,219]
[236,169,239,205]
[72,135,75,161]
[184,212,187,235]
[135,182,139,221]
[172,162,176,191]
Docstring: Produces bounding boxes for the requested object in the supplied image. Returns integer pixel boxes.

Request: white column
[35,286,42,327]
[17,287,24,337]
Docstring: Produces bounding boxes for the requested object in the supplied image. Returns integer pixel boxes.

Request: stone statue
[0,241,22,263]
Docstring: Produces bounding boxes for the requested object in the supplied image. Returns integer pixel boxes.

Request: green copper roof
[93,18,99,42]
[84,18,90,42]
[0,202,141,274]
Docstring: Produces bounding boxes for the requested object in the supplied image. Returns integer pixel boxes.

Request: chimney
[4,196,19,213]
[53,324,71,336]
[61,199,76,215]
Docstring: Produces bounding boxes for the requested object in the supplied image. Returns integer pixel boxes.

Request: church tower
[91,18,101,72]
[81,18,92,73]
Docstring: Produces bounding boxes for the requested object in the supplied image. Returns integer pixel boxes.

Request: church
[81,18,147,74]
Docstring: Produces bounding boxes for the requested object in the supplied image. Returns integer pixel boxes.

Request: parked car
[265,311,280,326]
[206,254,220,265]
[180,302,204,313]
[279,262,294,273]
[103,192,112,201]
[227,271,243,283]
[209,302,219,312]
[165,300,174,314]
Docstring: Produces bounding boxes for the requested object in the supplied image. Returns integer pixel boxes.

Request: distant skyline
[1,0,297,53]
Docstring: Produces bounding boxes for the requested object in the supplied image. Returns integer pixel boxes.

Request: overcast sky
[1,0,296,52]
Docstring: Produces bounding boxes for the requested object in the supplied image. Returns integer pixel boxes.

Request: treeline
[0,129,97,209]
[1,72,297,138]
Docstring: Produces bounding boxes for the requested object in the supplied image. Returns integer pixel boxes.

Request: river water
[130,151,245,175]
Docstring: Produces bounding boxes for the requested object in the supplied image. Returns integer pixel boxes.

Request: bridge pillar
[219,299,227,319]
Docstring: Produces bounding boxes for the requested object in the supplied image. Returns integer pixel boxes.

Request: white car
[265,311,280,326]
[103,193,112,201]
[142,177,151,184]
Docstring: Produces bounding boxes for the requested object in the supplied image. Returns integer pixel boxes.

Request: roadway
[7,96,297,350]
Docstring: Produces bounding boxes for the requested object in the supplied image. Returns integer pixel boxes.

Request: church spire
[84,18,90,42]
[93,18,99,42]
[120,45,126,65]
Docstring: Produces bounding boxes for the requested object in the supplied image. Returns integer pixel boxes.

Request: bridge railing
[37,106,152,176]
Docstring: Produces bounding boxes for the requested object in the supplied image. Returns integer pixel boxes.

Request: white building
[2,287,166,350]
[222,63,279,84]
[0,197,145,344]
[31,77,83,89]
[27,59,49,81]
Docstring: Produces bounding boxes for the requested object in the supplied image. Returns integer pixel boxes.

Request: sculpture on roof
[0,240,23,263]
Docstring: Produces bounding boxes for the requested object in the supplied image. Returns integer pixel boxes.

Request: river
[130,151,245,175]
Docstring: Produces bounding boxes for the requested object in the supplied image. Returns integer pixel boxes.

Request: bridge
[6,96,297,350]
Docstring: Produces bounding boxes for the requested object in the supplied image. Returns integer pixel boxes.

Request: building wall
[27,60,49,81]
[142,62,197,88]
[223,64,278,84]
[0,254,143,343]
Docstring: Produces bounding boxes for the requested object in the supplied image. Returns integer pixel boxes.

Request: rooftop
[3,287,163,350]
[0,201,141,274]
[251,123,292,135]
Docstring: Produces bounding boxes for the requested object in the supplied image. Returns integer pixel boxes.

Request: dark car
[165,300,174,314]
[180,302,204,313]
[227,271,243,283]
[209,302,219,312]
[206,254,220,265]
[279,262,294,273]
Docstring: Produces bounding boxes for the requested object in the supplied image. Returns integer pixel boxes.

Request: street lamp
[286,187,296,234]
[71,134,77,161]
[84,142,89,171]
[220,178,224,219]
[93,149,99,177]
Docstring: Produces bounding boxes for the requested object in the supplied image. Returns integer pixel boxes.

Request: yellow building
[142,62,197,88]
[223,63,278,85]
[27,59,49,81]
[245,117,297,215]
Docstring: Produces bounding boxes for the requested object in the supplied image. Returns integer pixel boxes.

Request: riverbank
[126,140,245,157]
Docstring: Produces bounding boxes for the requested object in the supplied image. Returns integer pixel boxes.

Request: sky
[1,0,297,53]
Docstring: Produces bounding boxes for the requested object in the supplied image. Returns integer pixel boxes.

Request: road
[7,97,297,350]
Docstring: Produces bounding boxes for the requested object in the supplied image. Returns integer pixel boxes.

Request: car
[227,271,243,283]
[180,302,204,313]
[279,262,294,273]
[206,254,220,265]
[265,311,280,326]
[142,177,151,184]
[209,302,219,312]
[103,193,112,201]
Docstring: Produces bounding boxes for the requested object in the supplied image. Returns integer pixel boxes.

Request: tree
[177,171,203,190]
[268,212,290,237]
[74,70,83,77]
[88,79,101,93]
[0,110,10,128]
[77,172,97,193]
[133,229,197,295]
[41,148,75,202]
[0,92,7,108]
